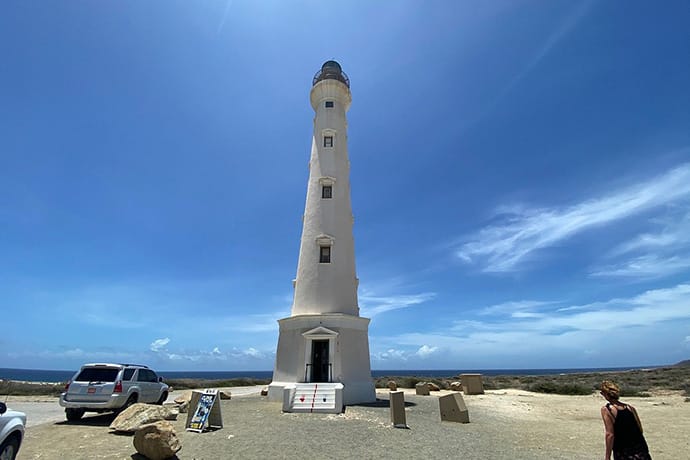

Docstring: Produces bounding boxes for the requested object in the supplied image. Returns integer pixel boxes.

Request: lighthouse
[268,61,376,408]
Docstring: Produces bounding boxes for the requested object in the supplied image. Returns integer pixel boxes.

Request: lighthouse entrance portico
[303,326,337,383]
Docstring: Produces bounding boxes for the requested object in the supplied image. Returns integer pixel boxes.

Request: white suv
[59,363,169,421]
[0,401,26,460]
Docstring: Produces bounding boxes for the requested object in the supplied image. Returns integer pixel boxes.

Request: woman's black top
[606,403,651,460]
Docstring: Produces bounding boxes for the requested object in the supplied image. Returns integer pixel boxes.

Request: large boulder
[428,382,441,391]
[109,403,179,433]
[450,381,462,392]
[133,421,182,460]
[387,380,398,391]
[219,390,232,400]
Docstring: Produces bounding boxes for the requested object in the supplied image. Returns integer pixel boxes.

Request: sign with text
[185,389,223,432]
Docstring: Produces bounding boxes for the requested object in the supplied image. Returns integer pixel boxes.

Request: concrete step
[290,383,340,413]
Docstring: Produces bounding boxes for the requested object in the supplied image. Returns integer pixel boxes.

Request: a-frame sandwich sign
[186,389,223,432]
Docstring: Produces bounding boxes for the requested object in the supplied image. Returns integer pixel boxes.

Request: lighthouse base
[269,313,376,406]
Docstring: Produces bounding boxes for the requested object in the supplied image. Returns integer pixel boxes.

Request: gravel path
[13,389,690,459]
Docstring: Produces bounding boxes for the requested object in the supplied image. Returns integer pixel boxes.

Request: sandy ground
[9,387,690,460]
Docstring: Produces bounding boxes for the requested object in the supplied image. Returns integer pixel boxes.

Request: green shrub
[527,381,593,395]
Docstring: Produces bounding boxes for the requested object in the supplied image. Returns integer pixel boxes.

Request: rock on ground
[133,421,182,460]
[109,403,179,433]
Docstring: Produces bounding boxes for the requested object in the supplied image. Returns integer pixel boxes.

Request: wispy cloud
[592,211,690,279]
[457,162,690,272]
[359,291,436,318]
[470,1,595,127]
[217,0,234,35]
[612,214,690,255]
[501,1,595,101]
[479,300,555,317]
[217,310,288,333]
[371,282,690,366]
[590,254,690,280]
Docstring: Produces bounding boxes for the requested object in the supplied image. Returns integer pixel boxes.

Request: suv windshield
[75,368,119,382]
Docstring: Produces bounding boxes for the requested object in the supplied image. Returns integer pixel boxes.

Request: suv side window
[138,369,157,383]
[123,368,136,381]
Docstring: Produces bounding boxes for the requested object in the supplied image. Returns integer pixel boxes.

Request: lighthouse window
[319,246,331,263]
[323,136,333,148]
[322,185,332,199]
[325,101,334,108]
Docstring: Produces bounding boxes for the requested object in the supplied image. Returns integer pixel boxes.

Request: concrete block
[439,393,469,423]
[389,391,407,428]
[415,382,430,395]
[461,374,484,395]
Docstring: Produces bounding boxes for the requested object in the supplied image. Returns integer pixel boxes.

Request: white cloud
[150,338,170,352]
[416,345,438,358]
[457,162,690,272]
[372,348,408,361]
[242,347,263,359]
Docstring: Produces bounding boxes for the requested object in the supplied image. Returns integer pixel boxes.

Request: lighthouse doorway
[311,340,330,382]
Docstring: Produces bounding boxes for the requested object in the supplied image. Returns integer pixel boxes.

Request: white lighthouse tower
[268,61,376,407]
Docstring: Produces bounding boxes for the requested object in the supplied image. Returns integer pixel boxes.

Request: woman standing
[600,380,651,460]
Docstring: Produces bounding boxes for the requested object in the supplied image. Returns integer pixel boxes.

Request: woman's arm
[601,406,615,460]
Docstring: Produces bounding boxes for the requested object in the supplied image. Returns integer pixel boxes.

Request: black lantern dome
[312,60,350,88]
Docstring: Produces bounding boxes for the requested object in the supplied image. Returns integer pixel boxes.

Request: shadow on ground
[350,398,416,408]
[55,412,117,427]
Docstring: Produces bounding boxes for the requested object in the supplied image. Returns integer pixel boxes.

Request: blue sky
[1,1,689,372]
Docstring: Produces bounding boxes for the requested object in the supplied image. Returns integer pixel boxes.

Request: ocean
[0,366,646,383]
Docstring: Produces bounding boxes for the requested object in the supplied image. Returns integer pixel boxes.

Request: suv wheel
[0,434,20,460]
[156,391,168,405]
[119,394,137,413]
[65,408,85,422]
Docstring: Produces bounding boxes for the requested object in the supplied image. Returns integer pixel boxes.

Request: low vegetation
[0,380,65,397]
[375,366,690,398]
[164,377,271,390]
[2,365,688,398]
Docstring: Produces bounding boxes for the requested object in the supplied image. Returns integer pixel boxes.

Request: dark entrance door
[311,340,329,382]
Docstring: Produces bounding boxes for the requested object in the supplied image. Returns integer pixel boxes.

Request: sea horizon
[0,365,665,383]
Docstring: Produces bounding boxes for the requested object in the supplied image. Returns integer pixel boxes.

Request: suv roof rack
[120,363,149,368]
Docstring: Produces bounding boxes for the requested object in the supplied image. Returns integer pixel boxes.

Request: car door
[136,369,154,402]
